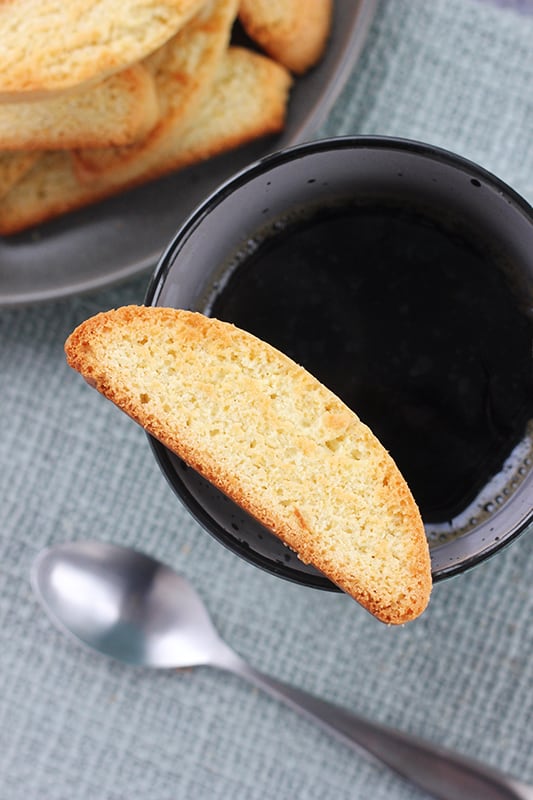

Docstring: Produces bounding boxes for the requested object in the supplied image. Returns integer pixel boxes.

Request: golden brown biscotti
[73,44,292,188]
[65,306,432,624]
[0,0,206,100]
[0,49,292,235]
[73,0,239,180]
[0,152,39,200]
[239,0,333,74]
[0,64,159,151]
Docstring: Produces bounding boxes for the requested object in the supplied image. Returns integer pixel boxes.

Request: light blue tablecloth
[1,1,532,798]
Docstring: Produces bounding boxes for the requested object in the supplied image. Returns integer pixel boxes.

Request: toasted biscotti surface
[65,306,432,624]
[239,0,333,74]
[73,0,239,179]
[0,48,292,235]
[0,152,39,199]
[0,64,159,151]
[0,0,205,99]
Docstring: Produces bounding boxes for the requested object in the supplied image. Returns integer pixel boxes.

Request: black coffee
[209,204,533,523]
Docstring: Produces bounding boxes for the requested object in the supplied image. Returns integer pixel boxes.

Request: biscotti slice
[65,306,432,624]
[0,152,85,233]
[0,64,159,151]
[0,0,206,100]
[0,152,39,199]
[73,0,240,181]
[239,0,333,74]
[0,49,291,235]
[72,46,291,188]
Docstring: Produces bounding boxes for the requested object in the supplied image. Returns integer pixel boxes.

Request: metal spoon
[32,540,532,800]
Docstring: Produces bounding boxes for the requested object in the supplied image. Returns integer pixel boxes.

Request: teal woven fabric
[317,0,533,203]
[1,2,532,798]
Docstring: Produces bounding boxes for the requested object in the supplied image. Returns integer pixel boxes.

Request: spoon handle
[226,656,532,800]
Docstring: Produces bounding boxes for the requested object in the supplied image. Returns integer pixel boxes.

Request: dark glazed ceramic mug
[145,136,533,588]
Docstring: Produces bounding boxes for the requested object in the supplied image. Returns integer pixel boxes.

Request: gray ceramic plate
[0,0,377,308]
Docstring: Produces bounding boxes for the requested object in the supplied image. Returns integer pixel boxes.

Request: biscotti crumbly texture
[0,64,159,151]
[0,152,39,199]
[73,0,239,180]
[0,49,292,235]
[0,1,316,232]
[65,306,432,624]
[0,0,206,99]
[239,0,333,74]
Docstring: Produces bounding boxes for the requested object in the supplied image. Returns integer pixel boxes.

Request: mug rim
[147,134,533,304]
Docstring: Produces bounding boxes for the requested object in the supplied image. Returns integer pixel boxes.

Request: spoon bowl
[32,539,533,800]
[32,540,222,668]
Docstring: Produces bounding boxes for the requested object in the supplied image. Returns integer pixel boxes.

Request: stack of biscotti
[65,306,432,624]
[0,0,333,235]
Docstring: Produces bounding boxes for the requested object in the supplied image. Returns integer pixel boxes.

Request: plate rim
[0,0,379,308]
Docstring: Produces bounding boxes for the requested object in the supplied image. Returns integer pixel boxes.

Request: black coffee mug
[146,136,533,587]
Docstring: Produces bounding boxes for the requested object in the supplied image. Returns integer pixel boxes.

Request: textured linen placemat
[1,1,532,799]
